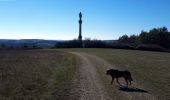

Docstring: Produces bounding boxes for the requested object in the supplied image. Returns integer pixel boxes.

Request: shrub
[135,44,166,52]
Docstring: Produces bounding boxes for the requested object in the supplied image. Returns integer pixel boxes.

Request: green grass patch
[46,53,77,100]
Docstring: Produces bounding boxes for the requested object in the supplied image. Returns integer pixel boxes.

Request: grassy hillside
[0,50,77,100]
[62,48,170,99]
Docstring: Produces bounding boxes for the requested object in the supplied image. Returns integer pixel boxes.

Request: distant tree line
[118,27,170,52]
[1,27,169,52]
[54,39,82,48]
[53,27,170,52]
[0,43,41,50]
[54,38,113,48]
[83,38,111,48]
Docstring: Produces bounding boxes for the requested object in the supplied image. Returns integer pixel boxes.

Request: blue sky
[0,0,170,40]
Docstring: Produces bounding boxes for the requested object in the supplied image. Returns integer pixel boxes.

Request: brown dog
[106,69,133,86]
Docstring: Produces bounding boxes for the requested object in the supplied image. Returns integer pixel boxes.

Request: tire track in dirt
[68,52,157,100]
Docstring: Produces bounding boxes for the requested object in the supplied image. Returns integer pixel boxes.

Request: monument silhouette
[78,12,83,47]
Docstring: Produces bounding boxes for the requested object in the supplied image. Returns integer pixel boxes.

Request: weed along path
[68,52,157,100]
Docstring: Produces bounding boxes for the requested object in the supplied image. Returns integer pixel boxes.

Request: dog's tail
[130,73,133,81]
[130,75,133,81]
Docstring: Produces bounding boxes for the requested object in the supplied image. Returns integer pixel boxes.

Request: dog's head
[106,69,118,75]
[106,69,112,75]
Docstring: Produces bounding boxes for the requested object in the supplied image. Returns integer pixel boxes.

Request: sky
[0,0,170,40]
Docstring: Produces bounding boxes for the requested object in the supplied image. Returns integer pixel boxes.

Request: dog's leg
[126,79,128,86]
[111,78,114,84]
[124,78,128,86]
[129,80,131,85]
[116,78,120,85]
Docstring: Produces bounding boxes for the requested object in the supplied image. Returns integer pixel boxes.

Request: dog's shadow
[118,86,148,93]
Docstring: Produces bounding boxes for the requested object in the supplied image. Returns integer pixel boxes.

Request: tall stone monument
[78,12,82,42]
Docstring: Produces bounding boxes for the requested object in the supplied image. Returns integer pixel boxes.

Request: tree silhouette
[118,27,170,49]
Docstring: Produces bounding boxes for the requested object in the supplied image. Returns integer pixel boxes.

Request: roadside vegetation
[0,50,77,100]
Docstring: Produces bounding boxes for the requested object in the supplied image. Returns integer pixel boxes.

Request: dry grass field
[0,49,170,100]
[0,50,77,100]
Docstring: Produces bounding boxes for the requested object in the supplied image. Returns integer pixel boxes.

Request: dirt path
[68,52,157,100]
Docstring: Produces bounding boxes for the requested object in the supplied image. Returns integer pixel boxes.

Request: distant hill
[0,39,64,48]
[0,39,117,49]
